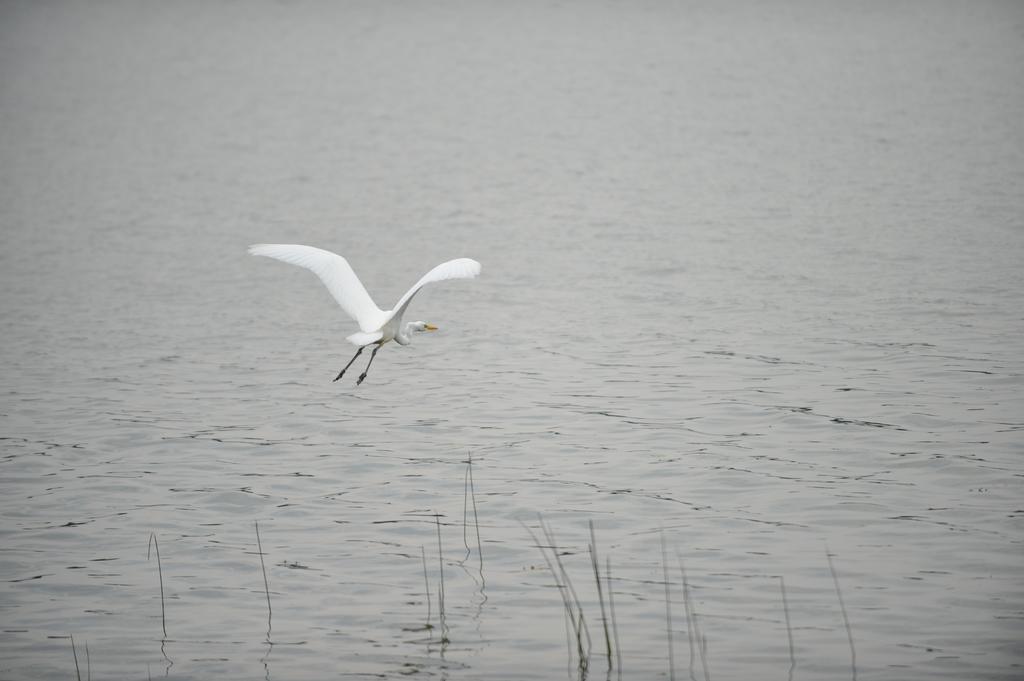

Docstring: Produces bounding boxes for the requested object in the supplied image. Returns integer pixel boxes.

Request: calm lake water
[1,1,1022,679]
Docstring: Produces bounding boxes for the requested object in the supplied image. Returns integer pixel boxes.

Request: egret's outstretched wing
[391,258,481,321]
[249,244,385,332]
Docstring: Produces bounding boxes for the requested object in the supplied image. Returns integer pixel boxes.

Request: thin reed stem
[700,632,710,680]
[421,545,433,630]
[255,521,272,638]
[779,576,795,681]
[576,609,587,678]
[70,634,81,681]
[147,533,167,638]
[588,520,613,669]
[434,513,448,641]
[826,546,857,681]
[677,554,710,681]
[468,452,484,572]
[462,459,471,563]
[562,606,574,678]
[661,530,676,681]
[606,556,622,680]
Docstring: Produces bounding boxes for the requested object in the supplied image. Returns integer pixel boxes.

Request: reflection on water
[1,0,1022,679]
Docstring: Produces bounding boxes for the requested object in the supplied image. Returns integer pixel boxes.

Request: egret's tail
[346,331,383,347]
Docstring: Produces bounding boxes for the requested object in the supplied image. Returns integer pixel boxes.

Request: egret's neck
[395,322,415,345]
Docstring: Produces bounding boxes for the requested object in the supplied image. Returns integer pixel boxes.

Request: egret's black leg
[356,344,382,386]
[334,346,364,382]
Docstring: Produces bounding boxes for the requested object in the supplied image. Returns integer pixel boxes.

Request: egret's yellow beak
[424,324,438,331]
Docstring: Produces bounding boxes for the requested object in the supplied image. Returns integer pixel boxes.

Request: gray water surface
[1,1,1022,679]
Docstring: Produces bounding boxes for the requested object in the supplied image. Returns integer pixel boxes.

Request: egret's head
[412,321,438,333]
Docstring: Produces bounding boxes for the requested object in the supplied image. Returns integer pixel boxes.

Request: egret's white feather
[248,244,386,332]
[391,258,482,323]
[346,330,384,346]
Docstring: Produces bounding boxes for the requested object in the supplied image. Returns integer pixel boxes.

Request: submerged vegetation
[64,455,857,680]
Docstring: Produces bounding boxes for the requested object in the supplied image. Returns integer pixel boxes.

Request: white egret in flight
[249,244,481,385]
